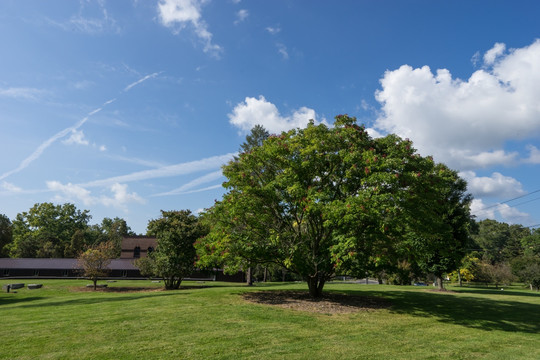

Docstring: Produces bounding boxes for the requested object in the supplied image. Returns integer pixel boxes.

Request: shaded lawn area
[1,280,539,360]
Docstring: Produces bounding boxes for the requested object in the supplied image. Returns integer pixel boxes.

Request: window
[133,246,141,258]
[147,247,154,255]
[3,269,9,277]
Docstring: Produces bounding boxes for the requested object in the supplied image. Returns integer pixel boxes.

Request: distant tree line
[0,203,137,259]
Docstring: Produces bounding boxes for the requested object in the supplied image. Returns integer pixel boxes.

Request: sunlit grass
[1,279,539,359]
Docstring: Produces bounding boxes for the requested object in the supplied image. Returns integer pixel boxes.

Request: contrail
[0,72,158,181]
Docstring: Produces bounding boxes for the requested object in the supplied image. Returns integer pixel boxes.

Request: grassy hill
[1,280,539,359]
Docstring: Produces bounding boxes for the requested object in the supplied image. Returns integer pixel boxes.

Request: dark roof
[0,258,139,270]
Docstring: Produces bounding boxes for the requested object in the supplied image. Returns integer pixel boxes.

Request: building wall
[120,237,157,259]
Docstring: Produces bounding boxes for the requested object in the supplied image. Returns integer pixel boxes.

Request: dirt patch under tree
[242,290,391,314]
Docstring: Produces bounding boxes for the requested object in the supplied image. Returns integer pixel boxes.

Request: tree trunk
[307,276,325,298]
[93,279,97,291]
[263,267,268,282]
[246,267,253,286]
[436,276,444,291]
[458,271,462,287]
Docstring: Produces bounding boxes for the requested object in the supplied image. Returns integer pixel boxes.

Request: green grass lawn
[1,279,539,360]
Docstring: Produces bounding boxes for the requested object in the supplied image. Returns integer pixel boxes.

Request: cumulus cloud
[234,9,248,24]
[524,145,540,163]
[157,0,222,57]
[460,171,525,198]
[100,183,145,210]
[374,40,540,169]
[470,199,531,225]
[47,181,144,211]
[228,95,326,134]
[47,181,95,206]
[483,42,506,65]
[63,130,89,146]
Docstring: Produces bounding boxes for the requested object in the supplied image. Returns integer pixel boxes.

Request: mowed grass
[1,279,539,360]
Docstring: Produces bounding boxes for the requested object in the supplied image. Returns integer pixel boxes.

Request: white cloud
[374,40,540,169]
[524,145,540,163]
[63,130,89,146]
[483,42,506,65]
[100,183,145,210]
[470,199,496,220]
[276,43,289,59]
[0,87,45,101]
[470,199,531,225]
[1,181,22,193]
[81,153,236,188]
[47,181,95,206]
[228,95,326,134]
[99,145,107,152]
[157,0,222,57]
[266,26,281,35]
[497,203,531,224]
[47,181,144,211]
[460,171,525,198]
[234,9,248,24]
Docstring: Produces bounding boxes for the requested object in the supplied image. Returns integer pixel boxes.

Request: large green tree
[0,214,12,257]
[140,210,207,290]
[10,203,91,258]
[198,115,470,297]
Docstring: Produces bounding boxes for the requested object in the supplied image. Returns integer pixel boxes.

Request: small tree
[142,210,207,290]
[78,242,115,290]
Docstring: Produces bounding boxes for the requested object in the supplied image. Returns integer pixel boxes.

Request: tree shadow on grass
[359,289,540,334]
[9,291,182,309]
[452,287,540,298]
[0,296,44,306]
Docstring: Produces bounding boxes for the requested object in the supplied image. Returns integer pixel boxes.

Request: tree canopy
[197,115,473,297]
[10,203,91,258]
[139,210,207,290]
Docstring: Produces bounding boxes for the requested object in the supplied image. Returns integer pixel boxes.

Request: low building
[120,236,157,259]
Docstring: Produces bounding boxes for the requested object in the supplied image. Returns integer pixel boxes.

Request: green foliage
[198,115,472,297]
[472,220,531,264]
[511,255,540,291]
[10,203,91,258]
[143,210,207,289]
[0,214,12,257]
[77,241,115,290]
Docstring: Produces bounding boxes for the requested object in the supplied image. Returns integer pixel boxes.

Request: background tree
[198,115,470,298]
[99,217,135,257]
[511,256,540,291]
[0,214,12,257]
[77,241,115,290]
[142,210,207,290]
[10,203,91,258]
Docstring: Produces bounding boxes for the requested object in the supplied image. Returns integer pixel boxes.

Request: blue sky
[1,0,539,234]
